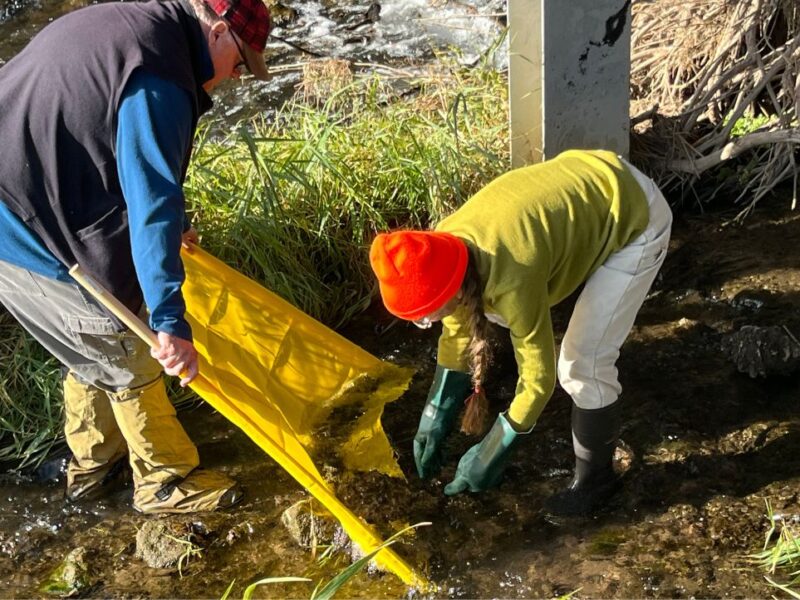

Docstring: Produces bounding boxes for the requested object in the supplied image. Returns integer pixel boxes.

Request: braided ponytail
[458,257,493,435]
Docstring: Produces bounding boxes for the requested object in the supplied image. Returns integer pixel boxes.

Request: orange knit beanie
[369,230,468,321]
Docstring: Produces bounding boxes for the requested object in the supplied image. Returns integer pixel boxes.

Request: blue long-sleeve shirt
[0,69,203,340]
[117,69,195,341]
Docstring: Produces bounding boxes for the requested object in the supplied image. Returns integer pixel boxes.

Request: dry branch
[630,0,799,214]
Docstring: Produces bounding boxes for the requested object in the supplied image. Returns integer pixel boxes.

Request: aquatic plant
[165,533,204,579]
[221,523,429,600]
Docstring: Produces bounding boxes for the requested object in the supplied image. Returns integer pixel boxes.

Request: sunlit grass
[750,499,800,597]
[186,59,508,327]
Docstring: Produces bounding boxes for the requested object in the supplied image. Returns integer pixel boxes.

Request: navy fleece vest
[0,0,212,315]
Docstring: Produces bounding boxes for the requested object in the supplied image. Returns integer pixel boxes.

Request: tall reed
[0,313,64,469]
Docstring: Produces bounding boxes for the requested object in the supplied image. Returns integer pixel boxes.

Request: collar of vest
[175,0,214,115]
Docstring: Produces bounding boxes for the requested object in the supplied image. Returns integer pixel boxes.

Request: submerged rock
[135,520,197,569]
[39,547,90,597]
[721,325,800,377]
[279,499,388,574]
[280,499,339,550]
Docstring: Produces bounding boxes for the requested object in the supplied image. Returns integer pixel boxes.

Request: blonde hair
[458,255,493,436]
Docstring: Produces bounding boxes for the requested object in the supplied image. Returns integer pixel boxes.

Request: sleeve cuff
[151,316,193,343]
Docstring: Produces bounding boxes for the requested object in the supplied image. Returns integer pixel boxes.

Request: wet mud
[3,194,800,598]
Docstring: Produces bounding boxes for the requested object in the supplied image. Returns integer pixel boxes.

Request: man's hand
[151,331,198,387]
[181,227,199,251]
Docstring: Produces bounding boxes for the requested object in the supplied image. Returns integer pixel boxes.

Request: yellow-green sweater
[435,150,650,429]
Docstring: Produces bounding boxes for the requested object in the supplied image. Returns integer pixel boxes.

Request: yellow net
[180,247,426,588]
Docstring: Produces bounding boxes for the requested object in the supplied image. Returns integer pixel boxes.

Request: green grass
[750,499,800,597]
[186,59,508,327]
[0,312,64,469]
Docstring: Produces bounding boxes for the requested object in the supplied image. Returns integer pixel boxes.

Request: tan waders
[65,371,240,513]
[64,371,128,501]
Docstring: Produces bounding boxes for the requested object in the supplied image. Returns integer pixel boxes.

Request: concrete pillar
[508,0,632,167]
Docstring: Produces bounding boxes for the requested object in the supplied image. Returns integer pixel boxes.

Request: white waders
[550,159,672,515]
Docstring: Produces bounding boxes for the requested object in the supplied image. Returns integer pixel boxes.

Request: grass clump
[186,59,508,327]
[0,312,64,470]
[750,499,800,597]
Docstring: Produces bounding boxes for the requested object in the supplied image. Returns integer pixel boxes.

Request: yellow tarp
[180,247,425,588]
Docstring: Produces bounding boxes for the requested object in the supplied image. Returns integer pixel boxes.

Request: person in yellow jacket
[369,150,672,516]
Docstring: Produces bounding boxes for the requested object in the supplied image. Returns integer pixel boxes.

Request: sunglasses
[228,29,247,76]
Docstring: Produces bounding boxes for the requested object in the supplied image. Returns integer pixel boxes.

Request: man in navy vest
[0,0,271,513]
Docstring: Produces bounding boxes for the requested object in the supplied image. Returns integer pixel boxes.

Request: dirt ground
[3,191,800,599]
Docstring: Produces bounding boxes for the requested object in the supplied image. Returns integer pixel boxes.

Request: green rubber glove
[444,412,525,495]
[413,365,471,479]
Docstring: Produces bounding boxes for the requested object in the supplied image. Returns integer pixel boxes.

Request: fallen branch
[668,128,800,174]
[630,0,799,212]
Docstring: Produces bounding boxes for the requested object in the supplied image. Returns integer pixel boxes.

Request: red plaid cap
[207,0,271,52]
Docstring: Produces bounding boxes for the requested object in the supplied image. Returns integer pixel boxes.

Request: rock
[342,538,385,576]
[1,526,54,559]
[264,1,298,27]
[676,317,701,330]
[280,499,338,550]
[135,520,196,569]
[720,325,800,377]
[278,499,385,572]
[39,547,90,597]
